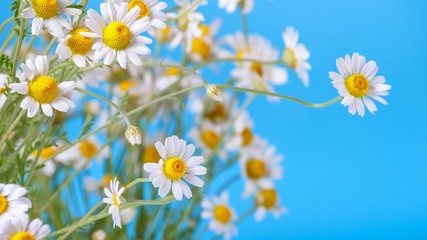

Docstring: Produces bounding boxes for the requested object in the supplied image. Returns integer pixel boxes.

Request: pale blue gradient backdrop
[1,0,426,239]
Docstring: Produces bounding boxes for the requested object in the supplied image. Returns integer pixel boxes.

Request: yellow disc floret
[112,193,120,207]
[200,130,221,149]
[165,67,181,76]
[246,159,266,180]
[102,175,113,187]
[205,103,227,122]
[32,0,58,20]
[28,76,58,104]
[345,74,370,98]
[0,194,8,215]
[213,205,232,224]
[67,28,94,55]
[32,146,56,159]
[10,232,35,240]
[128,0,150,19]
[163,157,187,181]
[0,88,6,94]
[255,189,278,209]
[283,48,297,69]
[103,22,132,50]
[80,141,97,159]
[251,62,263,77]
[191,38,211,60]
[142,145,160,164]
[241,128,253,146]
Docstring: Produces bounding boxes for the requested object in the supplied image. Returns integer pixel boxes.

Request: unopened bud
[92,230,106,240]
[125,125,141,145]
[206,84,224,102]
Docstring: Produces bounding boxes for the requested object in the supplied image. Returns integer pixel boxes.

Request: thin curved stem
[125,178,150,189]
[167,0,204,22]
[0,16,14,35]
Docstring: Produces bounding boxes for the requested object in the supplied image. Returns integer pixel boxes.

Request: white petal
[41,103,53,117]
[171,181,183,200]
[183,174,204,187]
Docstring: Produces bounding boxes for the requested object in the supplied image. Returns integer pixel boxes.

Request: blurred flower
[218,0,254,14]
[190,121,228,159]
[103,177,124,228]
[143,135,207,200]
[120,207,136,225]
[126,125,142,145]
[92,229,107,240]
[84,174,114,193]
[84,100,102,115]
[9,55,76,117]
[0,214,50,239]
[282,26,311,87]
[0,184,32,222]
[254,188,287,221]
[329,53,391,116]
[188,20,221,62]
[201,192,237,240]
[206,84,224,102]
[29,145,61,176]
[0,74,9,109]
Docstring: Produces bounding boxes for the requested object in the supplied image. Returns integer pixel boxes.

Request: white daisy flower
[103,177,125,228]
[226,112,265,152]
[9,55,76,118]
[201,192,238,240]
[0,214,50,239]
[0,184,32,222]
[282,26,311,87]
[189,121,228,160]
[143,135,207,201]
[187,20,221,62]
[254,188,287,222]
[240,140,283,197]
[29,145,61,177]
[22,0,82,38]
[218,0,254,14]
[56,17,96,68]
[329,52,391,116]
[188,91,237,125]
[82,1,152,69]
[113,0,168,36]
[0,74,9,109]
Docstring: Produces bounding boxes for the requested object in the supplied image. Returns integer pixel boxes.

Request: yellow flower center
[112,193,119,207]
[205,103,227,122]
[31,0,58,20]
[246,159,266,180]
[67,28,94,55]
[118,80,137,93]
[255,189,278,209]
[200,24,210,36]
[213,205,232,224]
[345,74,370,98]
[157,26,172,43]
[163,157,187,181]
[191,38,211,60]
[241,127,253,146]
[200,130,221,149]
[10,232,35,240]
[0,88,6,94]
[28,75,58,104]
[32,146,56,159]
[165,67,181,76]
[103,22,132,50]
[80,141,97,159]
[128,0,150,19]
[102,175,113,187]
[0,194,8,215]
[251,62,263,77]
[283,48,297,69]
[142,145,160,164]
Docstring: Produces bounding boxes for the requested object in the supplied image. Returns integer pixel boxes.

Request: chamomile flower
[29,145,61,176]
[22,0,82,37]
[189,121,228,160]
[226,112,265,152]
[0,74,9,109]
[0,184,32,222]
[0,214,50,240]
[201,192,237,240]
[82,1,152,69]
[103,177,125,228]
[9,55,76,118]
[329,53,391,116]
[188,20,221,62]
[254,188,287,222]
[114,0,168,36]
[84,174,114,193]
[143,135,207,200]
[218,0,254,14]
[189,92,237,125]
[240,141,283,197]
[282,26,311,87]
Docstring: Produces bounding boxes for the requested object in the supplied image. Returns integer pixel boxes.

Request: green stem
[167,0,204,22]
[0,32,15,56]
[43,37,57,55]
[11,9,26,74]
[125,178,150,189]
[0,16,14,34]
[194,57,282,70]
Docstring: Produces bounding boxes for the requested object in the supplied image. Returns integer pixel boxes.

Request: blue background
[1,0,426,239]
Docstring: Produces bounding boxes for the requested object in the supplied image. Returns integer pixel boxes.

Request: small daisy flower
[189,121,228,160]
[0,74,9,109]
[0,214,50,239]
[218,0,254,14]
[82,1,152,69]
[84,174,114,193]
[9,55,76,118]
[114,0,168,36]
[29,145,60,176]
[201,192,237,240]
[329,53,391,116]
[226,112,265,152]
[22,0,82,37]
[240,141,283,197]
[282,26,311,87]
[143,135,207,201]
[0,184,32,222]
[189,92,237,125]
[187,20,221,62]
[103,177,125,228]
[254,188,287,222]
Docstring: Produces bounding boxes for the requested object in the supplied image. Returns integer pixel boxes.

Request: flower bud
[125,125,141,145]
[92,230,106,240]
[206,84,224,102]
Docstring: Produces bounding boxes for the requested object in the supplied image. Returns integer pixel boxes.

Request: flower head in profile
[82,1,152,69]
[329,53,391,116]
[0,74,9,109]
[254,188,287,222]
[282,26,311,87]
[0,184,32,222]
[201,192,237,240]
[103,177,125,228]
[9,55,76,118]
[0,214,50,239]
[22,0,82,37]
[144,135,207,200]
